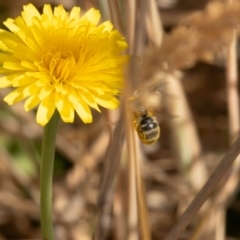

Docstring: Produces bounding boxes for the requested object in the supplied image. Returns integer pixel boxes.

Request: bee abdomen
[140,122,158,131]
[138,117,160,144]
[140,117,157,130]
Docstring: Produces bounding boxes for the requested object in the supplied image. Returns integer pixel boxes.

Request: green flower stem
[40,111,60,240]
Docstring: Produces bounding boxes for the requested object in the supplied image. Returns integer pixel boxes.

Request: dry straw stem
[112,164,128,240]
[164,73,205,190]
[188,169,237,240]
[226,44,239,138]
[93,1,127,238]
[93,109,125,239]
[225,1,240,144]
[140,0,163,47]
[125,102,151,240]
[213,0,240,239]
[215,209,225,240]
[188,200,215,240]
[125,0,136,53]
[133,144,151,240]
[115,1,154,239]
[126,114,139,240]
[163,136,240,240]
[96,0,110,21]
[124,1,158,239]
[107,0,123,34]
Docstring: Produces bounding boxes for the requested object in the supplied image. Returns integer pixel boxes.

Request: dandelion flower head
[0,4,128,125]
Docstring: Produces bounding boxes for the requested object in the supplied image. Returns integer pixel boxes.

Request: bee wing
[152,108,178,122]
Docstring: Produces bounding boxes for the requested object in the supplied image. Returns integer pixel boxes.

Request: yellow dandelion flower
[0,4,128,126]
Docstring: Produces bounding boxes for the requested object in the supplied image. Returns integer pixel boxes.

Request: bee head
[140,108,148,117]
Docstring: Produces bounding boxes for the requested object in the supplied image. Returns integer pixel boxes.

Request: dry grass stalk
[163,136,240,240]
[93,110,125,239]
[133,144,151,240]
[126,117,139,240]
[140,0,163,47]
[211,1,240,239]
[226,1,240,144]
[112,162,128,240]
[164,73,206,189]
[121,1,154,240]
[124,0,136,53]
[215,209,225,240]
[107,0,123,34]
[125,26,152,240]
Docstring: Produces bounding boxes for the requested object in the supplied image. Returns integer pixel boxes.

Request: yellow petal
[0,29,21,45]
[0,78,11,87]
[68,91,92,123]
[38,86,53,100]
[22,4,41,26]
[1,38,18,52]
[4,19,20,33]
[53,5,66,18]
[24,36,40,53]
[12,74,34,87]
[4,88,24,104]
[30,25,45,46]
[82,8,100,26]
[0,52,18,62]
[0,74,18,87]
[0,68,17,75]
[22,83,40,98]
[36,93,56,126]
[13,44,39,62]
[43,4,53,19]
[24,94,41,111]
[96,94,120,109]
[69,7,80,21]
[55,93,74,123]
[99,21,113,32]
[81,93,100,112]
[21,61,38,71]
[3,61,29,71]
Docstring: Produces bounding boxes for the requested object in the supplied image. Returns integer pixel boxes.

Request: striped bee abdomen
[134,110,160,144]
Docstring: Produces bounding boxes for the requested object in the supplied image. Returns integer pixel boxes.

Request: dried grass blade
[163,136,240,240]
[107,0,123,33]
[165,74,206,189]
[125,106,151,240]
[94,110,125,240]
[125,0,136,53]
[226,29,239,144]
[133,135,151,240]
[96,0,110,20]
[140,0,163,46]
[126,124,138,240]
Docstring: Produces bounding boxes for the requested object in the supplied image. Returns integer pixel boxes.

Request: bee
[134,108,160,144]
[130,77,167,144]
